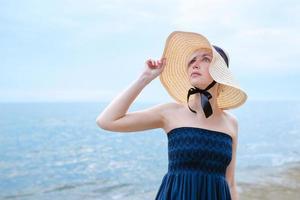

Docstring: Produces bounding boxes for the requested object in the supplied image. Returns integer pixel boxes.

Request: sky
[0,0,299,103]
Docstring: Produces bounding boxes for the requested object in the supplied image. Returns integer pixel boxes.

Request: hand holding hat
[141,57,166,83]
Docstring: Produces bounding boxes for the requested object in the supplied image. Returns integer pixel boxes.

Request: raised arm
[96,57,167,133]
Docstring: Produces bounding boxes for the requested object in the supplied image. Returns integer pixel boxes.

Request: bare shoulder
[144,101,180,117]
[161,102,182,110]
[155,102,182,116]
[223,110,239,138]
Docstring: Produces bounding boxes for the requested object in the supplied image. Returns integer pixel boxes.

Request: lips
[191,72,201,77]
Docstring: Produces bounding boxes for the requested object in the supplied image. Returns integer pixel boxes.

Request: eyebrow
[189,53,212,63]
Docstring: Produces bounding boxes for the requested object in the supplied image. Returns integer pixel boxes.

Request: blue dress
[155,127,232,200]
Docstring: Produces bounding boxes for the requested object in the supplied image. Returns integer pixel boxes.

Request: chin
[190,79,203,85]
[190,81,208,89]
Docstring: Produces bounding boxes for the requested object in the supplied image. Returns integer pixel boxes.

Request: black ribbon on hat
[213,45,229,67]
[187,80,217,118]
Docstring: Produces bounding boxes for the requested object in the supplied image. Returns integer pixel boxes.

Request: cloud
[233,27,300,72]
[170,0,300,73]
[174,0,239,28]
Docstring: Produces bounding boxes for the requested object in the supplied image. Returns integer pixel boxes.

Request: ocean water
[0,100,300,199]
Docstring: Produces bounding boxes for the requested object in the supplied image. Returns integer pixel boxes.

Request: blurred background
[1,0,299,199]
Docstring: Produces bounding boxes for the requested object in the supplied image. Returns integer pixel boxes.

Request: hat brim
[159,31,248,109]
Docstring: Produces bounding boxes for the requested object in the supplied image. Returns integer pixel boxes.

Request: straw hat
[159,31,248,110]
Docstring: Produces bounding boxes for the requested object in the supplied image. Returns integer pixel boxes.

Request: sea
[1,100,300,200]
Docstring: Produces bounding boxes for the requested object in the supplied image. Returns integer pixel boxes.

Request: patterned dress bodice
[167,126,232,177]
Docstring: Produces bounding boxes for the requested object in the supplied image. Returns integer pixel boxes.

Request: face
[186,48,214,89]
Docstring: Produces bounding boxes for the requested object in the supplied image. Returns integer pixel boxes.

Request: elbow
[96,115,117,132]
[96,116,109,130]
[96,112,123,132]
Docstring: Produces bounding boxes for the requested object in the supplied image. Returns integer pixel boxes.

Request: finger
[147,60,152,66]
[151,60,155,66]
[154,61,157,67]
[160,58,165,65]
[157,60,162,66]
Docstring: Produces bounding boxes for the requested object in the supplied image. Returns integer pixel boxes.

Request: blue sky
[1,0,299,103]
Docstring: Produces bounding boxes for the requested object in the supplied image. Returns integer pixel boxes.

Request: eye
[188,58,196,66]
[203,57,211,62]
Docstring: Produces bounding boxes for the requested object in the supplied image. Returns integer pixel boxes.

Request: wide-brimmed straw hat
[159,31,248,110]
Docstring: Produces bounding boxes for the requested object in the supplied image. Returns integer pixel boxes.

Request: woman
[96,31,247,200]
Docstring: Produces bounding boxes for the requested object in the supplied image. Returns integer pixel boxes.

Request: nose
[192,59,201,69]
[192,63,200,69]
